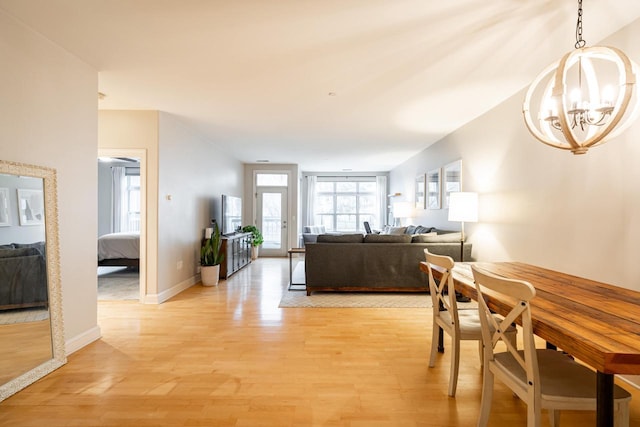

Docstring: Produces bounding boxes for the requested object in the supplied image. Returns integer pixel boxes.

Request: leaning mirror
[0,160,65,402]
[443,160,462,209]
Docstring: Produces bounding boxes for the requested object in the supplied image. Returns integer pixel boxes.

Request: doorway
[256,186,288,257]
[97,148,147,302]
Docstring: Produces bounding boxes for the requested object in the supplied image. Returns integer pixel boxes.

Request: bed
[98,232,140,268]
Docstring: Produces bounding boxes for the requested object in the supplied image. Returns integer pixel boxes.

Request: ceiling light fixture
[523,0,640,154]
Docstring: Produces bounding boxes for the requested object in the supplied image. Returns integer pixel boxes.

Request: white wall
[158,112,243,294]
[390,18,640,290]
[0,10,100,348]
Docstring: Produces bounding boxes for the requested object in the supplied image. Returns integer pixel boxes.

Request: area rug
[0,308,49,325]
[279,291,433,308]
[98,267,139,300]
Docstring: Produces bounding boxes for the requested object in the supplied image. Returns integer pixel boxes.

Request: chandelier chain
[575,0,586,49]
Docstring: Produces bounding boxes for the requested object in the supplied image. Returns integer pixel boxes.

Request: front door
[256,187,288,256]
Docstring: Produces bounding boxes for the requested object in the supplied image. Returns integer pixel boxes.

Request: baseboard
[144,275,198,304]
[65,325,102,356]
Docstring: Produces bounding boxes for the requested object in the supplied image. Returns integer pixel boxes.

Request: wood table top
[420,261,640,375]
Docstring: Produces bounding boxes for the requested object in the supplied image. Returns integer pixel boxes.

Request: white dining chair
[422,250,516,397]
[471,265,631,427]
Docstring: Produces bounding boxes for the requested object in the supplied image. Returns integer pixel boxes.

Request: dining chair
[471,265,631,427]
[422,250,516,397]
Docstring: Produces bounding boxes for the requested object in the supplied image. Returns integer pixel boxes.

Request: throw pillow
[405,225,417,235]
[414,225,435,234]
[411,232,438,243]
[364,234,412,243]
[414,232,462,243]
[380,226,407,235]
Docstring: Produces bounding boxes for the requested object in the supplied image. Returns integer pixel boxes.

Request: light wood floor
[1,257,639,426]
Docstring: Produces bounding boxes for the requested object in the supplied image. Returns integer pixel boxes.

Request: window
[256,173,288,187]
[314,179,377,232]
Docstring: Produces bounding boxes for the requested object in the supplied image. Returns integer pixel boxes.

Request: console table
[288,248,305,290]
[219,232,251,279]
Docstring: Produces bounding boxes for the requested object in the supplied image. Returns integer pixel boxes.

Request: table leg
[288,252,293,290]
[596,371,614,427]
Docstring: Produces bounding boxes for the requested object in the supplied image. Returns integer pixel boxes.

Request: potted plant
[241,224,264,260]
[200,222,224,286]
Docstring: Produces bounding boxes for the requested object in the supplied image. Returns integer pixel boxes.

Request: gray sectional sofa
[0,241,48,310]
[304,227,471,295]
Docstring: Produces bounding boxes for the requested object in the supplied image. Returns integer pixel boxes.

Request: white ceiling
[3,0,640,171]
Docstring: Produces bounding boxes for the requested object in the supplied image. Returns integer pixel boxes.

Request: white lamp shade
[392,201,413,218]
[448,192,478,223]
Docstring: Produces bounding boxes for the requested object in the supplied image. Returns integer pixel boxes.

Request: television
[221,194,242,235]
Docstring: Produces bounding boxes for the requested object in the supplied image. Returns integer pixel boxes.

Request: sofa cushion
[316,233,364,243]
[417,232,463,243]
[13,241,46,256]
[0,247,40,259]
[364,234,412,243]
[411,232,438,243]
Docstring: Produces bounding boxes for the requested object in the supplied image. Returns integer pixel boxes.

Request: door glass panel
[256,174,288,187]
[261,192,282,249]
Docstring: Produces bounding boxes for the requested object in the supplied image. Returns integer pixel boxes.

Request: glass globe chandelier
[523,0,640,154]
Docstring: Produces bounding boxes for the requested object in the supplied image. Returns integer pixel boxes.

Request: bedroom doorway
[97,149,147,302]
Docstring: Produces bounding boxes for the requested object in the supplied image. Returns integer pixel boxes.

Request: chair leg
[614,400,629,427]
[478,340,484,367]
[448,336,460,397]
[548,409,560,427]
[429,320,439,368]
[477,365,493,427]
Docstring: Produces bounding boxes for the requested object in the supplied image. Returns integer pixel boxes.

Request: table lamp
[447,192,478,262]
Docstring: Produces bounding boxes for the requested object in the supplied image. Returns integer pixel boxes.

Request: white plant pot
[251,245,259,260]
[201,264,220,286]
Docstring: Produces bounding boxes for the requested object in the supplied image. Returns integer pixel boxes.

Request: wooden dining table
[420,261,640,427]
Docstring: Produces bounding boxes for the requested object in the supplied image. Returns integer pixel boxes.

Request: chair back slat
[423,250,458,330]
[472,266,538,393]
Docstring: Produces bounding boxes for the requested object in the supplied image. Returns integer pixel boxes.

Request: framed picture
[443,159,462,208]
[427,168,441,209]
[0,188,9,226]
[17,189,44,226]
[415,174,426,209]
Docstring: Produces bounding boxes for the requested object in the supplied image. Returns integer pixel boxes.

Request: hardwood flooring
[1,257,639,426]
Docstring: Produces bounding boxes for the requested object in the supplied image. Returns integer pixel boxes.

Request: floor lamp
[447,192,478,262]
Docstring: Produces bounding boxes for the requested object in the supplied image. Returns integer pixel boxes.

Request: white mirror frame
[0,160,66,402]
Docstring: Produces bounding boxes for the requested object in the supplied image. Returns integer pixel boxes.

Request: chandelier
[523,0,640,154]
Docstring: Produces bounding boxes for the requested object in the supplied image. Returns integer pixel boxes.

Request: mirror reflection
[0,173,52,384]
[443,160,462,209]
[0,160,65,403]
